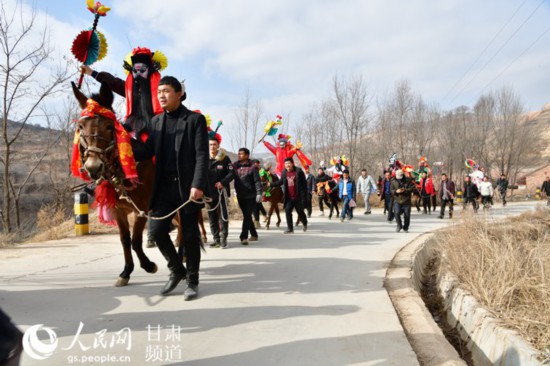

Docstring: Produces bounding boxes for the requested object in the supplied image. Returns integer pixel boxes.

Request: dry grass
[433,207,550,355]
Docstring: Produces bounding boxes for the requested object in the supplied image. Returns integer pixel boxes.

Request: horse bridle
[78,118,120,185]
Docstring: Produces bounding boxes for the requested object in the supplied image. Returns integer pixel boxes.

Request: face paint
[132,63,149,79]
[279,141,286,148]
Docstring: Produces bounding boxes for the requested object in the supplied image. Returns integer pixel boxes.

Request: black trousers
[318,194,331,212]
[440,198,453,217]
[305,193,313,217]
[238,196,258,240]
[149,180,201,285]
[208,196,229,242]
[384,195,394,221]
[394,202,411,230]
[463,197,478,211]
[422,195,431,213]
[0,308,21,363]
[253,202,266,221]
[285,198,308,232]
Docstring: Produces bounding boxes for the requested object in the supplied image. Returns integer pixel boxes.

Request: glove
[256,195,262,203]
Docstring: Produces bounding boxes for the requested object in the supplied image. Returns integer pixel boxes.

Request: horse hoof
[150,263,158,274]
[115,277,129,287]
[266,226,270,230]
[276,223,280,228]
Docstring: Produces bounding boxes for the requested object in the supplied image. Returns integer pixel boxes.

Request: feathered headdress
[122,47,168,74]
[206,114,223,144]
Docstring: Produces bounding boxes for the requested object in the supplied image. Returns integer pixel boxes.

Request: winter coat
[390,177,415,205]
[479,181,494,197]
[227,159,262,200]
[208,149,232,200]
[419,177,435,197]
[357,175,377,194]
[439,180,456,200]
[463,181,479,199]
[338,178,356,200]
[271,167,308,208]
[495,178,508,192]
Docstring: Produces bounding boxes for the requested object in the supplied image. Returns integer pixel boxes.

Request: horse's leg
[115,213,134,287]
[275,204,281,228]
[198,211,207,244]
[131,214,158,275]
[266,202,273,230]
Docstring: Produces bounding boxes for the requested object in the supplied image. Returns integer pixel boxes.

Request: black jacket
[228,159,262,200]
[542,180,550,195]
[463,181,479,199]
[390,177,415,205]
[495,178,508,192]
[272,167,308,207]
[131,105,209,209]
[208,149,232,200]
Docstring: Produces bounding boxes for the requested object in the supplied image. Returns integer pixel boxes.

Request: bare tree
[231,89,263,154]
[0,2,71,233]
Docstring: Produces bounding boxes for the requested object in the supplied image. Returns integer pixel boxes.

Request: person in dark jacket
[207,136,232,248]
[270,158,308,233]
[131,76,208,300]
[380,171,394,222]
[304,165,316,218]
[463,175,479,212]
[438,173,455,219]
[315,167,332,215]
[390,169,415,233]
[495,174,508,206]
[227,148,263,245]
[338,169,356,222]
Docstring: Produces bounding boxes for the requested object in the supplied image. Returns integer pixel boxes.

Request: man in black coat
[207,136,232,248]
[226,148,263,245]
[304,165,316,218]
[542,176,550,206]
[132,76,208,300]
[463,175,479,212]
[270,158,308,234]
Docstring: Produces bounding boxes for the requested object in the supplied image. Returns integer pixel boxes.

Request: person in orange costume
[263,134,311,177]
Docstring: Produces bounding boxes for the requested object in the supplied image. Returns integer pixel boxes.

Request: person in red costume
[263,134,311,177]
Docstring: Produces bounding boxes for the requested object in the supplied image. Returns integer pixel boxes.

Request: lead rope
[120,188,230,221]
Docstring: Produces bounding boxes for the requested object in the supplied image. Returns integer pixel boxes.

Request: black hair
[361,168,367,172]
[239,147,250,156]
[343,169,350,174]
[252,159,260,164]
[284,157,294,164]
[159,76,182,93]
[441,173,447,177]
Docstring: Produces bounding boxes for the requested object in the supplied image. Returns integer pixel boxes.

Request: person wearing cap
[207,134,232,249]
[131,76,208,301]
[269,158,308,233]
[390,169,414,233]
[304,165,316,218]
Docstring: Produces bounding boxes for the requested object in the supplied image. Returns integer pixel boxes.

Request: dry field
[433,208,550,357]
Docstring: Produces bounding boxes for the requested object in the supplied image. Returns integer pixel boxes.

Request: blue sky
[5,0,550,150]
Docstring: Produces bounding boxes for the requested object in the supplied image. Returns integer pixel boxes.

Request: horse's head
[72,82,116,181]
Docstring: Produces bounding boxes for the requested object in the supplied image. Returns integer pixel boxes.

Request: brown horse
[259,171,283,229]
[72,82,158,287]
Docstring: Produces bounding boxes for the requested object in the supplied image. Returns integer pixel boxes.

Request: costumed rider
[80,47,169,140]
[81,47,170,248]
[327,155,349,182]
[387,153,403,176]
[207,118,232,249]
[262,117,312,176]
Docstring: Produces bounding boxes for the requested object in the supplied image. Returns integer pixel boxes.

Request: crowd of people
[71,47,550,304]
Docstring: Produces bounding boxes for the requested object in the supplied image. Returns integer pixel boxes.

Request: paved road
[0,201,541,365]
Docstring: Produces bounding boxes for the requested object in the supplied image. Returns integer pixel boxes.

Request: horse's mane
[90,92,114,111]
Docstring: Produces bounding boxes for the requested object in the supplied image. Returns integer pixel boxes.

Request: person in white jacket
[479,176,494,208]
[357,169,377,214]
